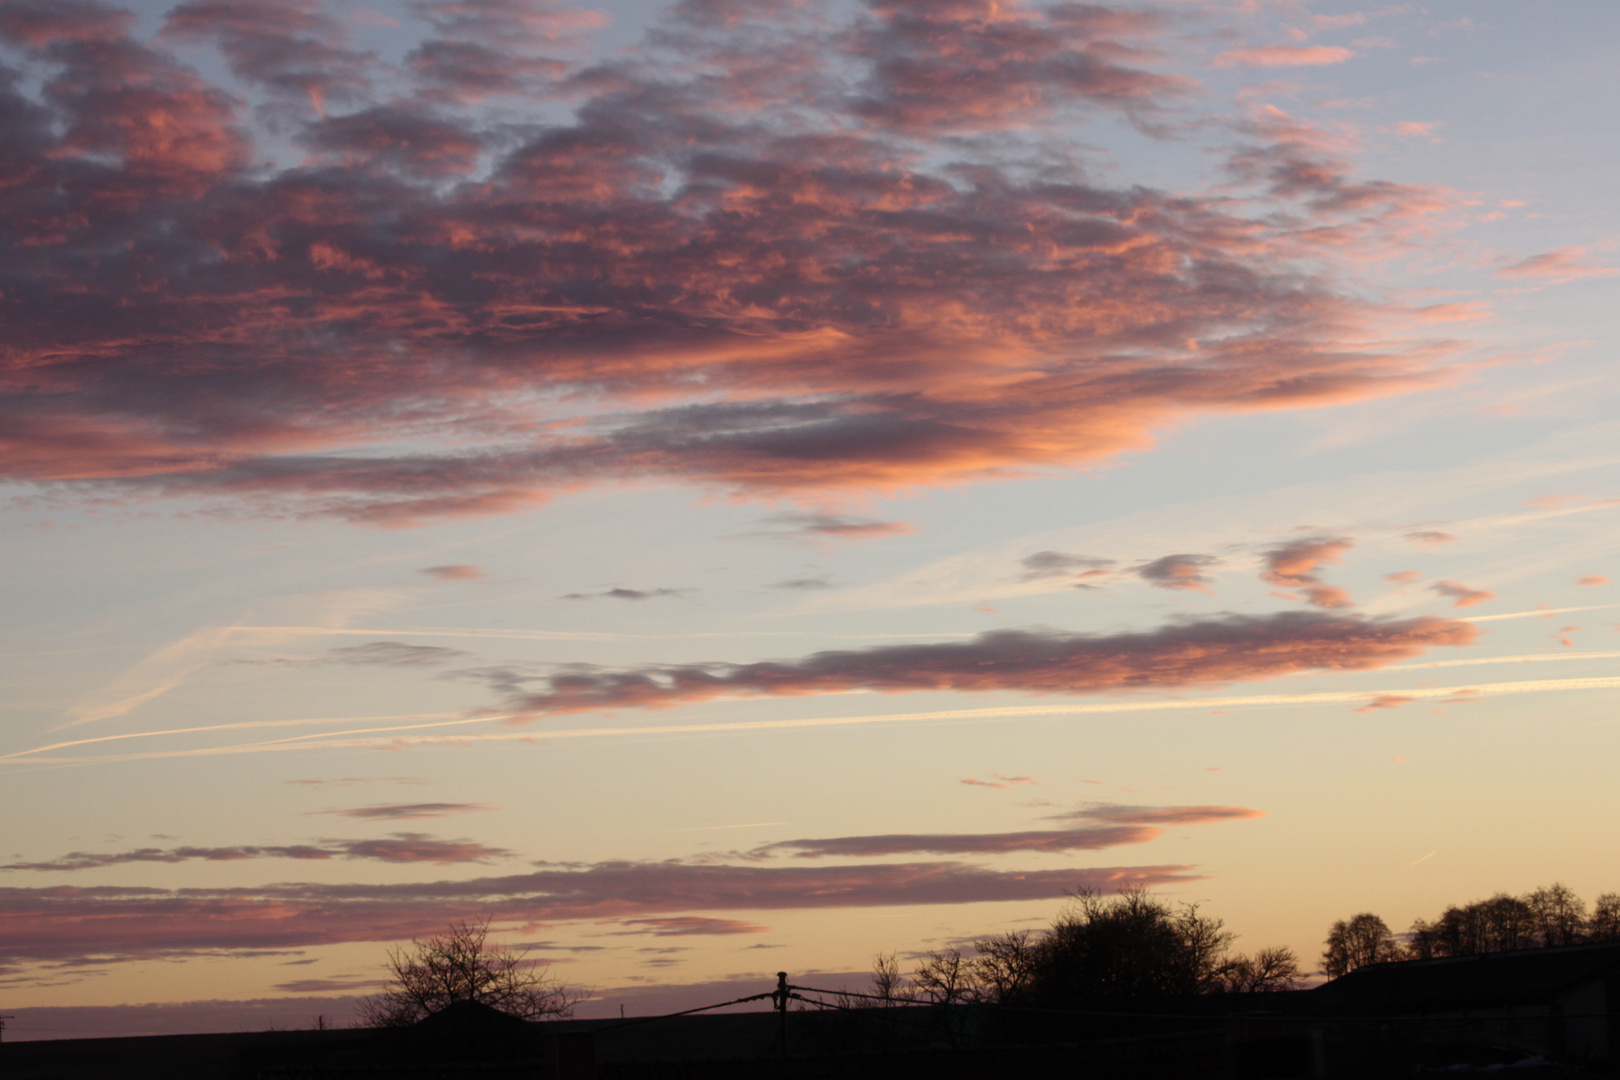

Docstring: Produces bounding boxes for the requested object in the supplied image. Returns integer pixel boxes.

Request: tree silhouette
[1527,884,1586,947]
[1029,887,1233,1007]
[1217,946,1302,993]
[913,948,973,1006]
[1322,913,1401,977]
[357,919,585,1027]
[1590,893,1620,941]
[969,929,1040,1006]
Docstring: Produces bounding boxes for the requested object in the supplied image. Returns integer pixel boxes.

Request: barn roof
[1311,942,1620,1013]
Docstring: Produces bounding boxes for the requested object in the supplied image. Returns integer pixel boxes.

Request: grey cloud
[1019,551,1114,581]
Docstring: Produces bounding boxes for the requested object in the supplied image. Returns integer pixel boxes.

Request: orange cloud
[1260,536,1355,609]
[1430,580,1495,608]
[1577,575,1609,587]
[1384,571,1421,584]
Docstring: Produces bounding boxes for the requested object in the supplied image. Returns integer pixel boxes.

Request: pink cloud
[2,833,508,871]
[755,802,1261,858]
[1404,531,1458,546]
[1391,121,1437,138]
[848,0,1190,132]
[1354,694,1413,713]
[1137,553,1219,593]
[759,825,1159,858]
[420,564,484,581]
[1049,804,1262,827]
[610,917,766,937]
[0,0,1466,526]
[1260,536,1355,609]
[494,612,1477,718]
[1497,247,1620,285]
[1214,45,1354,68]
[1019,551,1114,582]
[1430,580,1495,608]
[405,0,607,46]
[959,775,1037,789]
[162,0,376,113]
[1577,575,1609,587]
[752,513,915,542]
[0,859,1199,971]
[1384,571,1422,585]
[320,802,497,820]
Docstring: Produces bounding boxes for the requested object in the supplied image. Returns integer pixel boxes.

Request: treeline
[1323,883,1620,977]
[857,887,1301,1012]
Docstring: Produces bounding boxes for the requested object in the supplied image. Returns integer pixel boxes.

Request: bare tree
[1218,947,1301,993]
[1589,893,1620,942]
[1405,918,1441,960]
[913,948,973,1006]
[357,919,586,1027]
[970,930,1039,1006]
[1527,883,1587,947]
[869,952,914,1005]
[1322,913,1401,978]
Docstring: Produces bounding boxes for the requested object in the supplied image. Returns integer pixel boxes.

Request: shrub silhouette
[358,918,585,1027]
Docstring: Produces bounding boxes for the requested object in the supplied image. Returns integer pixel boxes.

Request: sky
[2,0,1619,1039]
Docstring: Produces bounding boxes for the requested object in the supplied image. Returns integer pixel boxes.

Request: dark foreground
[2,1000,1612,1080]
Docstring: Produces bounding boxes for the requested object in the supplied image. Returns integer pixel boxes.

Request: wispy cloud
[1404,530,1458,546]
[959,775,1037,789]
[1496,247,1619,285]
[274,642,471,667]
[751,514,916,543]
[1430,580,1496,608]
[419,565,484,581]
[1214,45,1355,67]
[1136,554,1219,593]
[751,804,1260,859]
[607,917,767,937]
[3,833,509,871]
[497,612,1474,717]
[1019,551,1115,582]
[11,675,1620,768]
[1259,536,1355,609]
[320,803,497,820]
[0,859,1196,969]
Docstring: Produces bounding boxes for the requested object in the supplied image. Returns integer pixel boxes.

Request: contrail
[220,625,981,642]
[1458,604,1617,623]
[1387,650,1620,670]
[10,674,1620,768]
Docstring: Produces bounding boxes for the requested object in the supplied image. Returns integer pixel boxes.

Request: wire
[586,991,778,1032]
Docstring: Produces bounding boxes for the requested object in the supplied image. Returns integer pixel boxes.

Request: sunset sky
[3,0,1620,1038]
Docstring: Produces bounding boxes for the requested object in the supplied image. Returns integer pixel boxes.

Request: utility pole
[774,972,789,1059]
